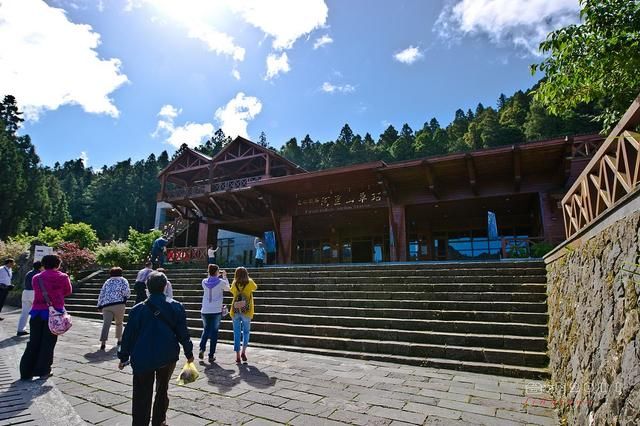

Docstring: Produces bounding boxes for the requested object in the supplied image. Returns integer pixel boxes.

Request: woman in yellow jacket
[230,267,257,364]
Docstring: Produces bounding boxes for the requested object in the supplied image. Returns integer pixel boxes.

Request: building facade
[157,134,603,264]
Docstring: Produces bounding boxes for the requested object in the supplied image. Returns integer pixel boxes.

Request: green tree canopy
[532,0,640,129]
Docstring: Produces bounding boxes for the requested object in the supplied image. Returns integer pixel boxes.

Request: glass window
[409,241,419,261]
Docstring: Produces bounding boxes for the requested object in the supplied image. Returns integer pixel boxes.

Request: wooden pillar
[539,192,564,244]
[208,226,219,248]
[160,175,167,199]
[388,204,407,262]
[265,154,271,177]
[198,222,209,247]
[278,214,293,264]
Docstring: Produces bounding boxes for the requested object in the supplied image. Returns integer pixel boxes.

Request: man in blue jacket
[150,236,168,267]
[118,271,193,426]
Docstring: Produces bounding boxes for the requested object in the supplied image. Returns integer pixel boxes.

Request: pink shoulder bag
[38,277,72,336]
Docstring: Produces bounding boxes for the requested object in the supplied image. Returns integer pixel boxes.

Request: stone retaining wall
[547,210,640,424]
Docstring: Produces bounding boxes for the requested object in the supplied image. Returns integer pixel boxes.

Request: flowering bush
[0,239,29,263]
[57,242,96,277]
[95,241,132,267]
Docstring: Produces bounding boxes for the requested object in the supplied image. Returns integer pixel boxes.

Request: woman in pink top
[19,254,72,380]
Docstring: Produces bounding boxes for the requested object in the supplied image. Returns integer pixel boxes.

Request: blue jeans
[200,313,222,356]
[232,314,251,352]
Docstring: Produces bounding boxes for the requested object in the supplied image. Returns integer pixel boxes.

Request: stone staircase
[64,261,549,379]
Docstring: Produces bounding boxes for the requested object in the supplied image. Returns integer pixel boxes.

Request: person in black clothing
[17,261,43,336]
[118,271,193,426]
[0,258,15,320]
[134,261,154,305]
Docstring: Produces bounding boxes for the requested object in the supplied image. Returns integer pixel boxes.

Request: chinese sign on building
[295,189,386,214]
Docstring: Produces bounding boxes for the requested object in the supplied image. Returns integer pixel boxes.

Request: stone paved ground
[0,307,558,425]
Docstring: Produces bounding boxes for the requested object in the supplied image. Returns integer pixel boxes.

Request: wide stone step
[66,294,547,312]
[65,298,548,325]
[64,301,547,336]
[115,267,548,278]
[105,274,547,284]
[71,287,546,302]
[80,281,548,296]
[65,309,547,367]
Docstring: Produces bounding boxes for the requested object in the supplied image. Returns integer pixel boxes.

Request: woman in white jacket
[199,264,230,362]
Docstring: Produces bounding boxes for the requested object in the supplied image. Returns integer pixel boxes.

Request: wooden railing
[164,177,262,200]
[160,217,189,244]
[562,94,640,239]
[211,176,261,192]
[166,246,207,263]
[165,185,209,200]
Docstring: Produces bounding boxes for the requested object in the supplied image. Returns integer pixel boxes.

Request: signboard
[263,231,277,253]
[34,245,53,262]
[295,189,386,215]
[487,211,498,240]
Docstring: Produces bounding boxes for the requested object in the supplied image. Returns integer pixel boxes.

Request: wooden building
[157,134,604,264]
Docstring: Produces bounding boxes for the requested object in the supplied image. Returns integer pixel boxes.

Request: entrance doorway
[351,240,373,263]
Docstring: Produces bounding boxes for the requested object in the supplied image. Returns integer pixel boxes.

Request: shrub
[8,233,37,246]
[95,241,132,268]
[531,242,555,258]
[0,240,30,290]
[0,240,29,264]
[58,223,99,250]
[36,226,63,248]
[57,242,96,278]
[127,228,162,264]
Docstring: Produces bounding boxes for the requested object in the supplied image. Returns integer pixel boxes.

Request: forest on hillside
[0,87,601,241]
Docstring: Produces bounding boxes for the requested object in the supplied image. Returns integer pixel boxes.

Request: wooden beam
[512,145,522,192]
[465,153,478,196]
[421,160,439,199]
[208,196,224,216]
[563,135,574,184]
[214,153,266,165]
[376,173,397,203]
[167,164,209,175]
[189,199,204,218]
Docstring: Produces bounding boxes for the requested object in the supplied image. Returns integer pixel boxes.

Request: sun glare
[147,0,227,28]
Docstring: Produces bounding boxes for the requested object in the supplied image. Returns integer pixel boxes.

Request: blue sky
[0,0,580,168]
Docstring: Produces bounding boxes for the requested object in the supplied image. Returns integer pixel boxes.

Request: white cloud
[80,151,89,166]
[393,46,423,64]
[0,0,128,120]
[265,52,290,80]
[231,68,241,80]
[214,92,262,139]
[313,34,333,49]
[128,0,328,78]
[186,24,245,61]
[124,0,136,12]
[231,0,328,50]
[321,82,355,94]
[97,0,104,12]
[152,104,214,148]
[435,0,580,55]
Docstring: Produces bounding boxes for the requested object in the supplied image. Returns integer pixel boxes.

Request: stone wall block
[547,210,640,424]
